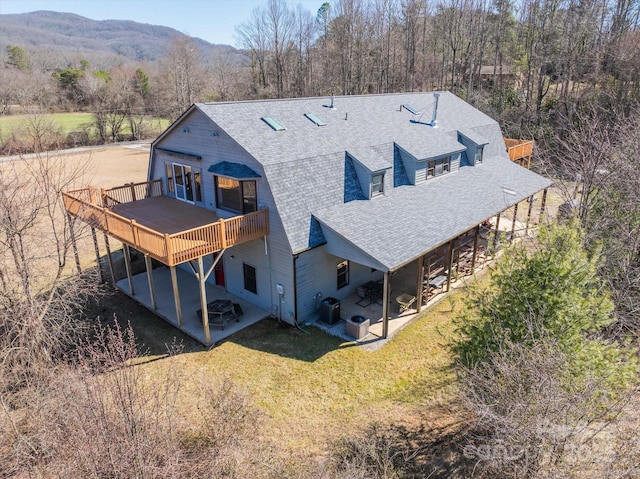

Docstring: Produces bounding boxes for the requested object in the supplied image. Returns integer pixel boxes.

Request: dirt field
[75,143,151,187]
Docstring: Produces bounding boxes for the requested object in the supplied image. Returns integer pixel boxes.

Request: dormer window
[427,157,451,179]
[475,145,484,164]
[371,173,384,197]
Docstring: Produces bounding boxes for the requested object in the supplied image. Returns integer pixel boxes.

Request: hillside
[0,10,244,64]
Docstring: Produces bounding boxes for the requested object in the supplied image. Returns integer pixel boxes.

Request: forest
[1,0,639,477]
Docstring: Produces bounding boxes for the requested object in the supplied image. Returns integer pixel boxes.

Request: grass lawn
[0,112,170,142]
[100,286,463,458]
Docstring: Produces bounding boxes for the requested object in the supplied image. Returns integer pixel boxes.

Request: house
[63,92,552,346]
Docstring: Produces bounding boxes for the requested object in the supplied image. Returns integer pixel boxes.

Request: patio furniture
[346,315,370,340]
[356,281,384,307]
[428,275,447,290]
[396,293,416,314]
[355,286,370,307]
[196,299,239,329]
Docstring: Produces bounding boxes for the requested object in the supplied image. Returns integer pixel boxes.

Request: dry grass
[1,145,567,471]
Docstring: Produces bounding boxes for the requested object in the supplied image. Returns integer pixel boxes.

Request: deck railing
[504,138,534,167]
[62,181,269,266]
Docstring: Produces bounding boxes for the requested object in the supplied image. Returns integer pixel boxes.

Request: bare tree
[0,152,98,398]
[459,337,639,479]
[162,36,205,117]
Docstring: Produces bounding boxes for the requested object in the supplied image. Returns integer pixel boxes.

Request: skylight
[304,112,327,126]
[261,117,286,131]
[402,104,419,115]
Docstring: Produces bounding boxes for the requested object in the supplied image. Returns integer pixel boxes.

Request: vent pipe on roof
[430,93,440,128]
[330,95,335,109]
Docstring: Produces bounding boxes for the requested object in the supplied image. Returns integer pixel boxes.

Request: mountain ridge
[0,10,239,63]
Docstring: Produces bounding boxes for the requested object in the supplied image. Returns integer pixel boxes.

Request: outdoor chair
[356,285,370,307]
[396,293,416,314]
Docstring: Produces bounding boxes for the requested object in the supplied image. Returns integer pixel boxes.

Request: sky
[0,0,323,47]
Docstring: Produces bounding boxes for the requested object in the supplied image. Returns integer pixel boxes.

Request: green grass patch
[0,112,170,142]
[114,289,465,456]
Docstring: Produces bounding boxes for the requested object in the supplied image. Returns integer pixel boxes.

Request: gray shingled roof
[194,92,552,264]
[314,157,551,271]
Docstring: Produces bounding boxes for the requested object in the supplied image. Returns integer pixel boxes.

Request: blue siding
[393,146,411,187]
[344,155,366,202]
[308,216,327,248]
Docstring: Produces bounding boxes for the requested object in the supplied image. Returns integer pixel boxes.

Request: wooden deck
[111,196,219,234]
[505,138,534,168]
[62,180,269,266]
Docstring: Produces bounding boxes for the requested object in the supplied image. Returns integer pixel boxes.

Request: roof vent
[430,93,440,128]
[324,95,337,109]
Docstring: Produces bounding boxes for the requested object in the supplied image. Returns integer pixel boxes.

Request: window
[166,162,202,203]
[402,104,419,115]
[304,112,327,126]
[371,173,384,197]
[215,177,257,214]
[261,116,286,131]
[475,146,484,164]
[427,160,435,178]
[427,157,451,179]
[337,260,349,289]
[442,156,451,174]
[165,163,174,194]
[243,263,257,294]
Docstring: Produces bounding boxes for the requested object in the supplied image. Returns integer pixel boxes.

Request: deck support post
[123,244,135,296]
[471,224,480,274]
[525,195,534,235]
[382,271,391,339]
[446,238,455,292]
[197,256,211,345]
[510,203,519,242]
[170,266,182,326]
[493,212,501,252]
[416,255,424,311]
[91,227,104,283]
[144,255,157,311]
[68,214,82,275]
[103,234,116,284]
[540,188,548,221]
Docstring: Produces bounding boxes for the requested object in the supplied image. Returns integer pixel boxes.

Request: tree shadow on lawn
[89,288,346,362]
[226,318,347,362]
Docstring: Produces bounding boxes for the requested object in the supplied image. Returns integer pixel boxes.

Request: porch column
[68,214,82,275]
[123,244,135,295]
[493,212,501,252]
[382,271,391,339]
[446,238,455,292]
[510,203,519,242]
[170,266,183,326]
[471,224,480,274]
[197,256,211,345]
[540,188,548,221]
[144,255,157,311]
[416,255,425,311]
[103,234,116,284]
[91,227,105,283]
[525,195,534,236]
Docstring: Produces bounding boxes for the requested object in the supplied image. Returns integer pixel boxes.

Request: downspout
[292,252,309,333]
[293,253,299,324]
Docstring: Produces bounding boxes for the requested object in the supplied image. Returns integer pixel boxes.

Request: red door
[214,254,225,287]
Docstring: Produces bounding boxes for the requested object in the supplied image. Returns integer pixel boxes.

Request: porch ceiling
[110,196,219,234]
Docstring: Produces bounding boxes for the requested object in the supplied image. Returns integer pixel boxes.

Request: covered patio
[314,188,549,345]
[115,265,271,346]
